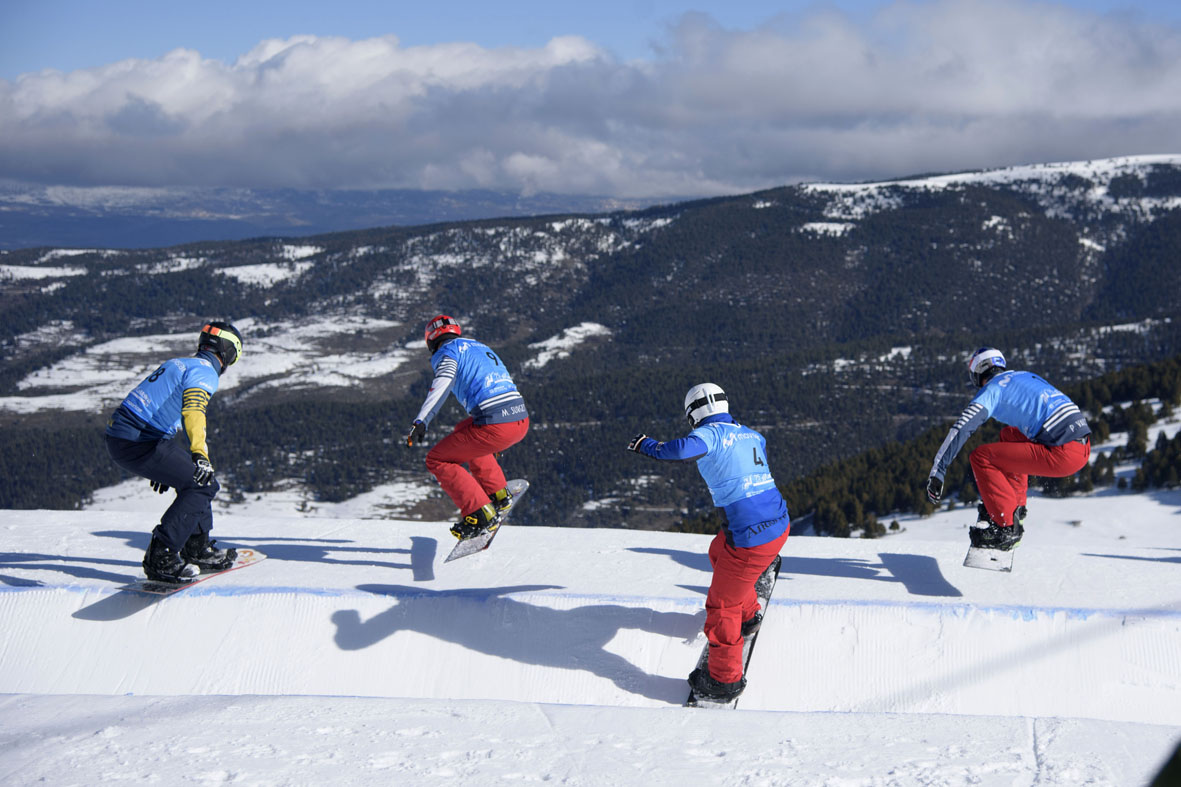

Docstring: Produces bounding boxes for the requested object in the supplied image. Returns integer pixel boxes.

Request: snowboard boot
[143,536,200,583]
[450,503,500,541]
[741,611,763,638]
[969,504,1023,551]
[491,486,514,516]
[181,531,238,572]
[688,667,746,702]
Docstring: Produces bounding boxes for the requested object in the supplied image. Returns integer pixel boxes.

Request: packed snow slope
[1,488,1180,784]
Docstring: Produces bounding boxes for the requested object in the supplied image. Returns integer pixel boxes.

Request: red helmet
[425,314,462,352]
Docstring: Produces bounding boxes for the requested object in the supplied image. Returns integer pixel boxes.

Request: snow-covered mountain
[2,155,1180,526]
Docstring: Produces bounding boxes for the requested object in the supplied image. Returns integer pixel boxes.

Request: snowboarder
[104,321,244,582]
[405,315,529,540]
[627,383,790,703]
[926,347,1092,551]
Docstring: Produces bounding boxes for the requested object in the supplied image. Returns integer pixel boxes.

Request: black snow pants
[105,434,219,551]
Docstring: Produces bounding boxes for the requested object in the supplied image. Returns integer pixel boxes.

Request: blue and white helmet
[684,382,728,427]
[968,347,1006,387]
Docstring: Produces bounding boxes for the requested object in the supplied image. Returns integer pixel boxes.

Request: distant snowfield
[0,314,410,414]
[89,472,439,521]
[804,153,1181,224]
[214,245,322,287]
[2,485,1179,784]
[1,315,613,416]
[523,321,611,369]
[805,154,1181,196]
[0,263,88,280]
[799,221,854,237]
[216,260,315,287]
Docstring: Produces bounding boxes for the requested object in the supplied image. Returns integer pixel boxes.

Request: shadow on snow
[628,546,961,598]
[334,583,703,703]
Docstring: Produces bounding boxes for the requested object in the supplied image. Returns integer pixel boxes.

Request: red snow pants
[969,426,1091,526]
[704,527,790,683]
[425,416,529,517]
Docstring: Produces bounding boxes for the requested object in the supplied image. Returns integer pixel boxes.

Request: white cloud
[1,1,1179,198]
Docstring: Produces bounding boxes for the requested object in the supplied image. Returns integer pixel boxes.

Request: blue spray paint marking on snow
[8,584,1181,622]
[762,596,1181,622]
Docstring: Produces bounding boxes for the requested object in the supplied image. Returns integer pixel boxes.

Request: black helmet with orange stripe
[198,321,243,372]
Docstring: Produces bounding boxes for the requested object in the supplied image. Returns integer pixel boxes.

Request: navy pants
[105,435,219,551]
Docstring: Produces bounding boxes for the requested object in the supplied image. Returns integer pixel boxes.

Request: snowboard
[118,548,266,595]
[963,544,1015,572]
[444,479,529,563]
[686,554,782,709]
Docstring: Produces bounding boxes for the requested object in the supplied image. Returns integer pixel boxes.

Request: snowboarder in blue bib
[104,322,243,582]
[628,383,790,702]
[927,347,1092,551]
[406,315,530,540]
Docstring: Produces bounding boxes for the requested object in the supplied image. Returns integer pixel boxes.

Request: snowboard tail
[444,479,529,563]
[963,544,1015,572]
[686,554,781,709]
[119,548,266,595]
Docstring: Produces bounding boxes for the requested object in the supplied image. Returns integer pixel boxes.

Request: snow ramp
[1,510,1179,725]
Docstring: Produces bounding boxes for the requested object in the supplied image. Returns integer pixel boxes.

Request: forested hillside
[2,156,1180,526]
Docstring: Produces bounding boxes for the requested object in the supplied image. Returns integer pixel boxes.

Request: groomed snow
[1,483,1179,785]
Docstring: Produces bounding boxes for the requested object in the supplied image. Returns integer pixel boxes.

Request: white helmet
[684,383,728,428]
[968,346,1006,387]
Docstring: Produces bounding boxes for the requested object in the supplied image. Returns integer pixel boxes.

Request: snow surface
[799,221,855,237]
[2,482,1179,784]
[216,260,314,287]
[280,244,323,260]
[0,263,87,280]
[803,154,1181,225]
[523,322,612,369]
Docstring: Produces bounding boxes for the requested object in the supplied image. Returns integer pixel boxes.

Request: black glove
[406,420,426,447]
[192,454,215,486]
[926,476,943,504]
[149,480,170,495]
[627,433,650,453]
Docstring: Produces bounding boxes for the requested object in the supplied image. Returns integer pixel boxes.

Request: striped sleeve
[928,401,990,480]
[414,357,458,425]
[181,387,212,459]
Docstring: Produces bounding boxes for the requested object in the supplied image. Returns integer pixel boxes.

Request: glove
[192,454,215,486]
[149,480,170,495]
[406,420,426,447]
[926,476,943,504]
[626,433,650,453]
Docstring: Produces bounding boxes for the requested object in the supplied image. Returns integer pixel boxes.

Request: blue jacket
[105,351,221,446]
[414,337,527,426]
[637,413,790,547]
[930,370,1091,480]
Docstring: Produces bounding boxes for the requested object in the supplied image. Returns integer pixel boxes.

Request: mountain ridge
[2,154,1179,525]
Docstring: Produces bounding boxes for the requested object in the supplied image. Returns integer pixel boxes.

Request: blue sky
[1,0,1179,197]
[2,0,1177,78]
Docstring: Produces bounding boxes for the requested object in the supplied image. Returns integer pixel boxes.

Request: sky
[1,0,1180,199]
